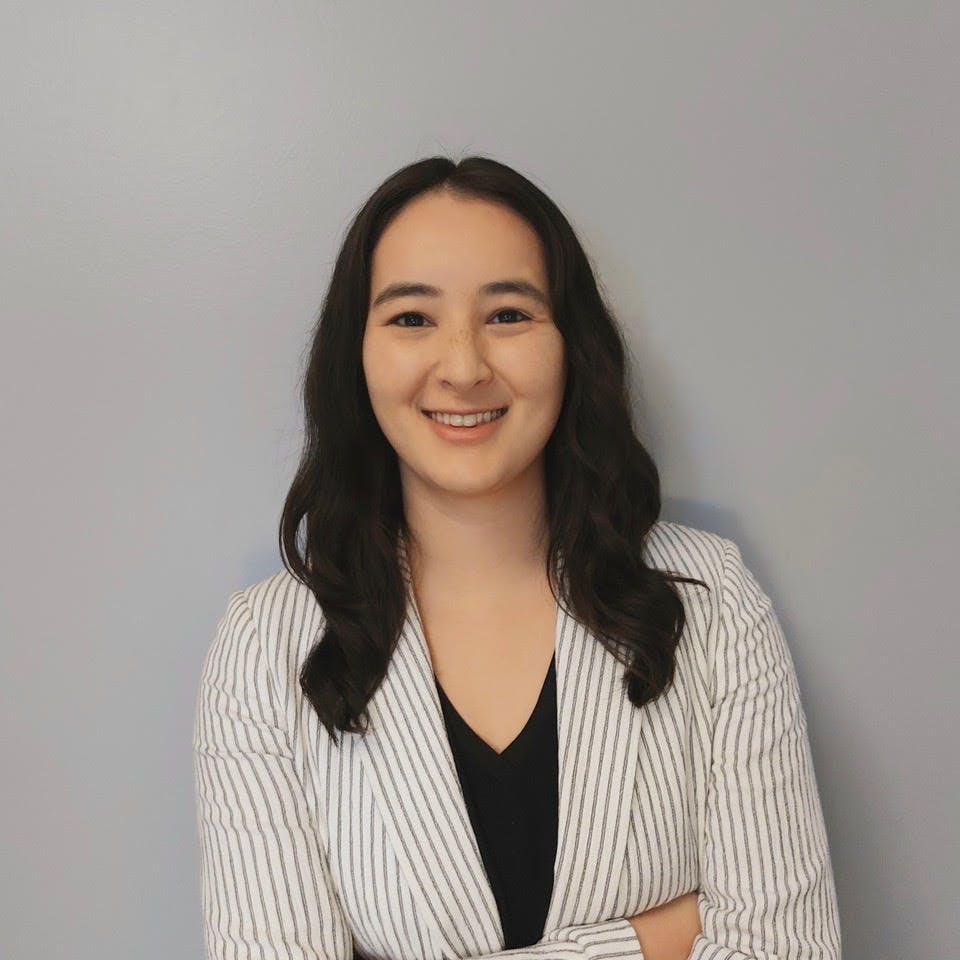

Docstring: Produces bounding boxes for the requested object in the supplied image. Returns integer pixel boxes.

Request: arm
[627,892,702,960]
[194,589,645,960]
[193,589,355,960]
[474,920,646,960]
[687,540,842,960]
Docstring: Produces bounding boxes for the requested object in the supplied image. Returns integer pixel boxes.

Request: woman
[193,156,841,960]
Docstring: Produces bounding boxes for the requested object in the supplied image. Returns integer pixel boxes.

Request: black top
[434,655,559,950]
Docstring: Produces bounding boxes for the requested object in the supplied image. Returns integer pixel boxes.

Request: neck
[400,469,551,588]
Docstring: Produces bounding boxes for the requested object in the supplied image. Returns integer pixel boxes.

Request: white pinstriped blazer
[193,520,841,960]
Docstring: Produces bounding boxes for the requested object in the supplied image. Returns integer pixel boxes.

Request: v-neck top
[433,654,559,950]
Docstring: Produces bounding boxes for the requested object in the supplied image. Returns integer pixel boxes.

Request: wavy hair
[279,154,708,744]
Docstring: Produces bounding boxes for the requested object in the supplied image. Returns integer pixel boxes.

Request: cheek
[512,339,565,401]
[363,340,408,402]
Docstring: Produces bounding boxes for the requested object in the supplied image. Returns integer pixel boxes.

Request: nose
[431,325,494,388]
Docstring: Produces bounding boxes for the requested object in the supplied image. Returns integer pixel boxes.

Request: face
[362,189,566,500]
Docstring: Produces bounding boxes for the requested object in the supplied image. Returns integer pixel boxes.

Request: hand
[626,890,702,960]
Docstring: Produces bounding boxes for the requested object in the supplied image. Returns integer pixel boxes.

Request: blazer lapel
[544,582,645,933]
[353,536,644,955]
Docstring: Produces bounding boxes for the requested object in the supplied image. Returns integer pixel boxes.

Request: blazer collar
[353,534,644,955]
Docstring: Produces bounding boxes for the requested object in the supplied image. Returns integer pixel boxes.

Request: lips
[421,406,511,437]
[421,406,509,416]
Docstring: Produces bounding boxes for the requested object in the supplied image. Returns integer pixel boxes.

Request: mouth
[421,405,509,427]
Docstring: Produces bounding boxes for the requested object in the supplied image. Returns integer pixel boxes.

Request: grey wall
[2,3,956,958]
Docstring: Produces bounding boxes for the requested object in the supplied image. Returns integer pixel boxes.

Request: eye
[387,312,428,328]
[386,308,531,328]
[489,308,531,325]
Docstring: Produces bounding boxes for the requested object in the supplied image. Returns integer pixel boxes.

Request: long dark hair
[280,154,708,744]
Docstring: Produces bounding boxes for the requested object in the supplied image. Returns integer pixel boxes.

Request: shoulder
[644,521,773,704]
[649,521,801,695]
[211,567,324,693]
[643,518,771,628]
[643,518,731,588]
[241,566,322,632]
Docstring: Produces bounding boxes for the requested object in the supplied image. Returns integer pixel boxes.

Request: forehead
[369,191,547,290]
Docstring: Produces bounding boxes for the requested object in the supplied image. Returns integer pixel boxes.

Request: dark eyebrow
[370,278,550,310]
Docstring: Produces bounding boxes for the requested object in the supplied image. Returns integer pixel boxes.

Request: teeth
[427,407,507,427]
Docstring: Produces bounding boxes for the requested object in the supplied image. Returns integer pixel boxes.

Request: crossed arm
[625,893,702,960]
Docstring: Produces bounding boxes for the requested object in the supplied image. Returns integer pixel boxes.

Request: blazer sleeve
[193,588,355,960]
[688,539,842,960]
[455,920,646,960]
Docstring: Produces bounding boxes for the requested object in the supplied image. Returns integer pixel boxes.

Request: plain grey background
[2,2,956,958]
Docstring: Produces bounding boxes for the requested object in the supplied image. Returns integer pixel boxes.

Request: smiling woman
[361,189,567,502]
[193,155,841,960]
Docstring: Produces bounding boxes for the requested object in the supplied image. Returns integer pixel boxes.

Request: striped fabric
[193,520,841,960]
